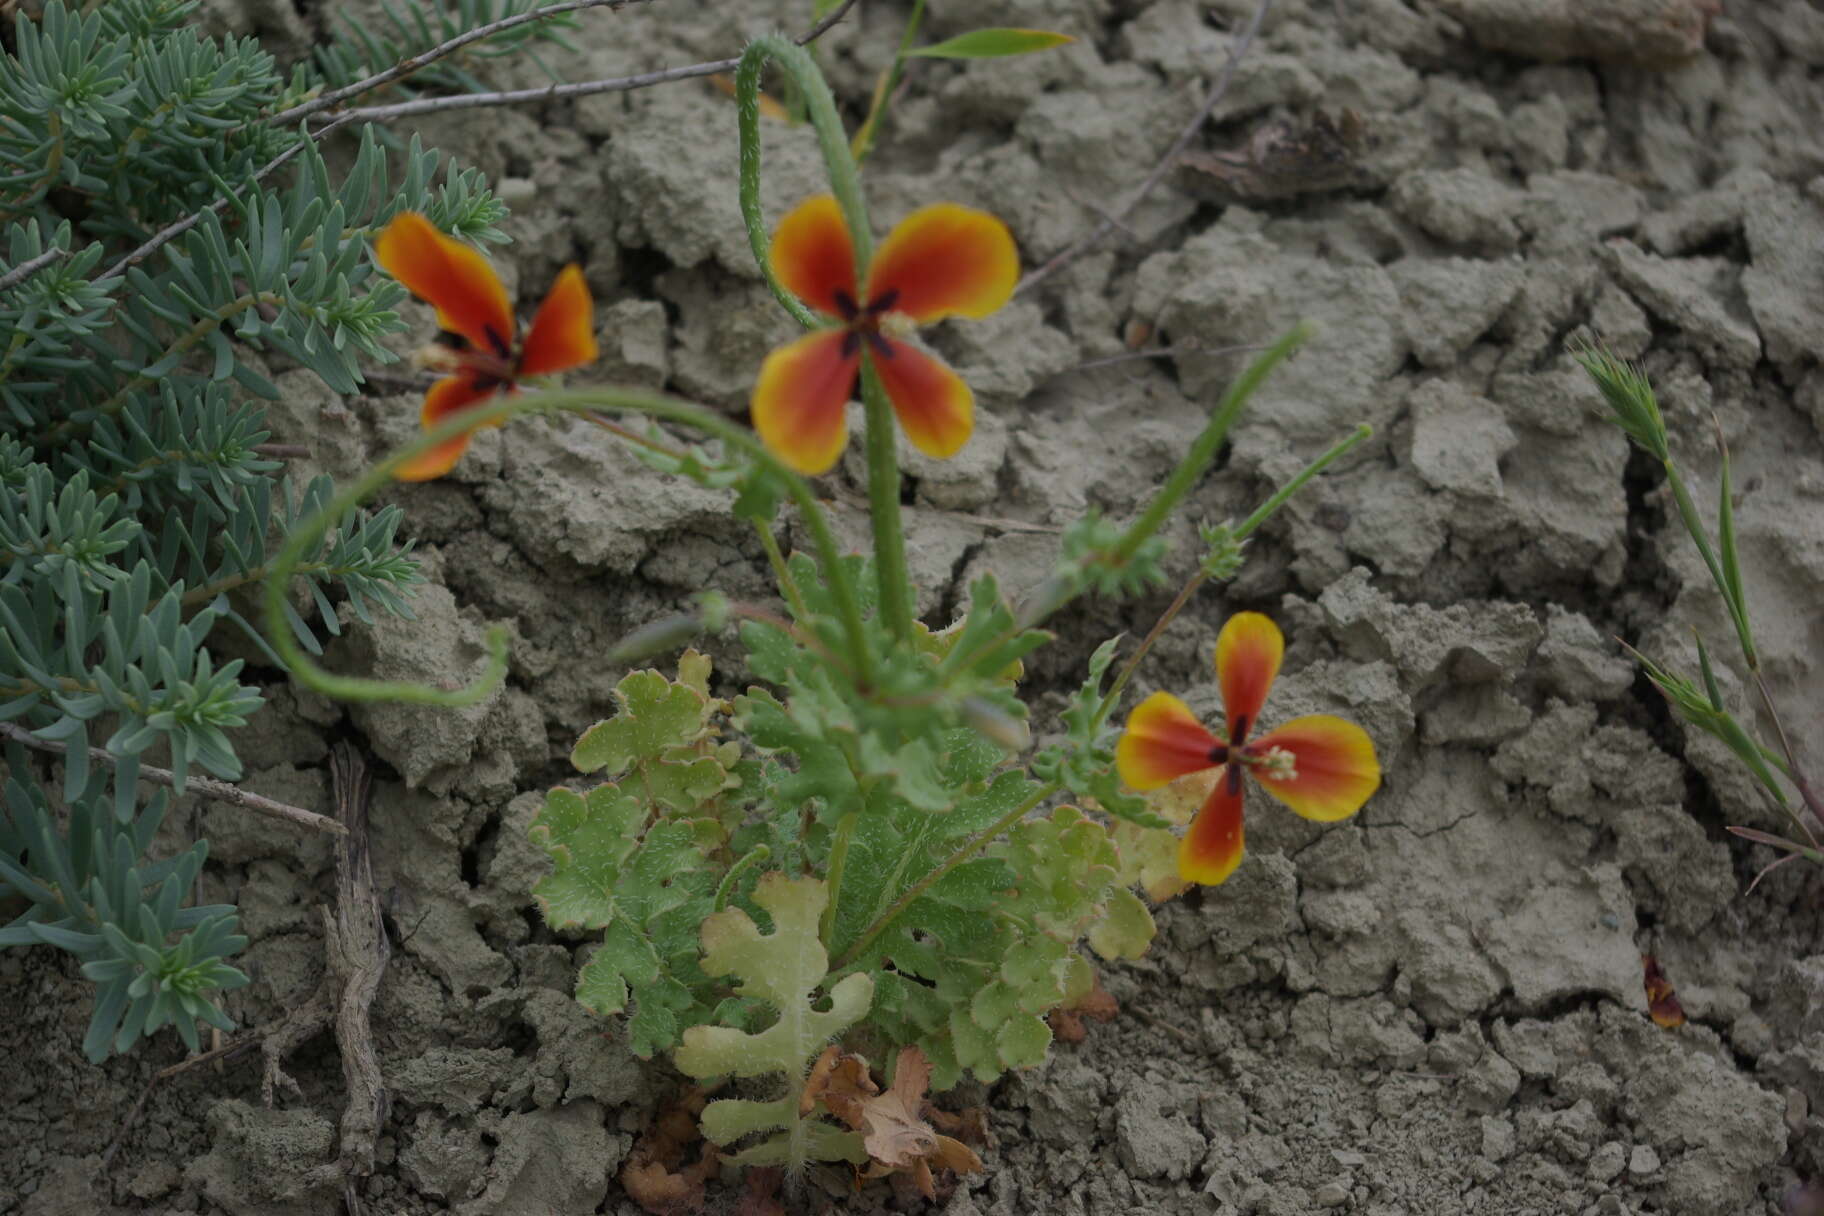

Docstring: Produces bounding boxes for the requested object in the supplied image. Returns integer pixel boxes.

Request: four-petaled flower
[752,195,1018,475]
[1116,612,1381,885]
[374,212,598,481]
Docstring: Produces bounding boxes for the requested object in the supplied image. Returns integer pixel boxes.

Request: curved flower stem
[266,387,871,704]
[735,35,916,642]
[832,779,1062,973]
[736,36,875,314]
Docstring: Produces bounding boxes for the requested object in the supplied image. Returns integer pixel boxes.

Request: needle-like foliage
[0,0,552,1059]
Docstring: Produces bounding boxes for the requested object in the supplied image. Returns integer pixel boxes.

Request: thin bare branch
[102,1035,260,1172]
[99,114,357,284]
[322,58,740,123]
[0,245,67,295]
[93,0,859,282]
[266,0,648,129]
[1015,0,1273,296]
[317,0,861,125]
[0,721,347,836]
[793,0,863,47]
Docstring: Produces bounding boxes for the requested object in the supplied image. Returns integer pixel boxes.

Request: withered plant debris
[1643,954,1687,1029]
[734,1166,786,1216]
[1050,969,1121,1044]
[807,1045,984,1201]
[1180,109,1367,200]
[623,1088,719,1215]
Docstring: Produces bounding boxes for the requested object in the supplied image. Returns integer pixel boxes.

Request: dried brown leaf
[818,1052,878,1131]
[859,1084,940,1168]
[927,1105,991,1148]
[622,1089,717,1216]
[934,1134,984,1176]
[622,1159,704,1215]
[1179,110,1367,201]
[859,1046,986,1197]
[1643,954,1686,1029]
[734,1166,786,1216]
[1052,969,1120,1043]
[800,1044,842,1117]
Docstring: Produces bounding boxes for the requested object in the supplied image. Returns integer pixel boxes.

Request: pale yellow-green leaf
[726,1122,867,1168]
[1112,819,1190,903]
[676,648,713,699]
[674,873,874,1080]
[699,1095,795,1145]
[571,669,712,775]
[1087,886,1156,961]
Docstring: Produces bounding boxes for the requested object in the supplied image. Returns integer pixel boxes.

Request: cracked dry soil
[6,0,1824,1213]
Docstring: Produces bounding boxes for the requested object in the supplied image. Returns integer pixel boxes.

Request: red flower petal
[395,374,497,481]
[374,212,515,358]
[1247,714,1380,822]
[1214,612,1283,741]
[517,264,598,377]
[869,337,973,460]
[1116,692,1221,791]
[771,195,858,319]
[1179,772,1245,886]
[866,203,1018,324]
[751,329,860,475]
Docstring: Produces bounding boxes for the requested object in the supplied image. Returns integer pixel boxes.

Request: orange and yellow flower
[373,212,598,480]
[751,195,1019,475]
[1116,613,1381,885]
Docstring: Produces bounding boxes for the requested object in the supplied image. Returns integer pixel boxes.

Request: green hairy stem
[734,34,916,645]
[267,387,872,702]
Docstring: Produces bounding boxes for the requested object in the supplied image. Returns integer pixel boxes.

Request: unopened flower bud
[605,612,703,665]
[696,590,731,633]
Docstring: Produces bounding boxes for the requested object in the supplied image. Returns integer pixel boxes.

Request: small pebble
[1480,1115,1516,1163]
[1314,1180,1350,1208]
[1629,1144,1661,1176]
[1588,1141,1626,1183]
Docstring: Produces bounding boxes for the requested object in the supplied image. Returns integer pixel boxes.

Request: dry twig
[0,245,65,294]
[99,113,359,282]
[1016,0,1273,296]
[305,743,391,1197]
[0,720,346,836]
[264,0,651,128]
[93,0,858,288]
[319,0,861,125]
[101,1034,261,1172]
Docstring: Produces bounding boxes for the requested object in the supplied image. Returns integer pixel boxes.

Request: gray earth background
[6,0,1824,1212]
